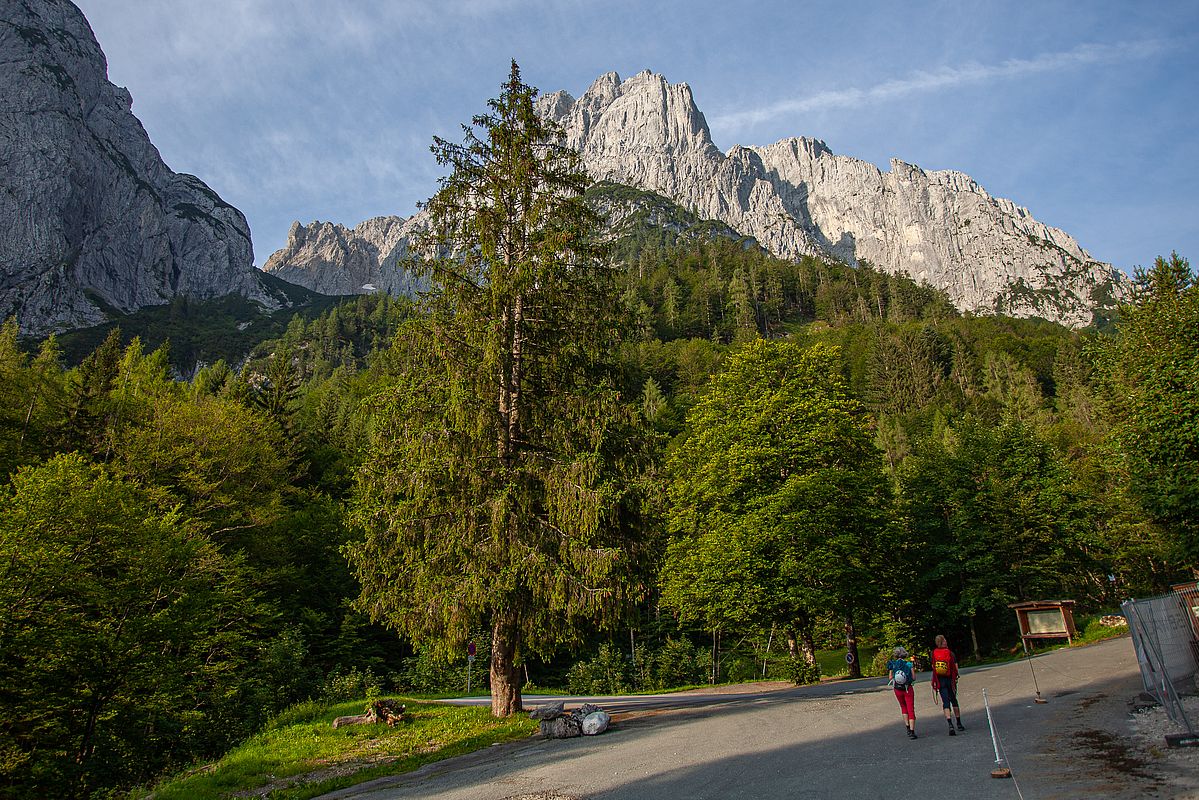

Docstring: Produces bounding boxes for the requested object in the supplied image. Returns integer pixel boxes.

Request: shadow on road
[324,638,1166,800]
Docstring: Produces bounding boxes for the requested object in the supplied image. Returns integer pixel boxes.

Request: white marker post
[983,689,1011,779]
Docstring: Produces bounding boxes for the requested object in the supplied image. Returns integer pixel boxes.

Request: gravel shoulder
[989,635,1199,800]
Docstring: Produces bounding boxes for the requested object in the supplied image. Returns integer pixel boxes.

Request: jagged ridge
[263,68,1127,328]
[538,70,1129,327]
[261,215,426,297]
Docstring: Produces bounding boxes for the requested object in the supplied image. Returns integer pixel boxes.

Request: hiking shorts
[937,682,959,709]
[894,687,915,719]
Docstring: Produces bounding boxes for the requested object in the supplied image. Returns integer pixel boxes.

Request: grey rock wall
[0,0,270,335]
[261,214,426,297]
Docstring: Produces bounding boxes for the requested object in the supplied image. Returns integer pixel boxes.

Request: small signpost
[1009,600,1077,646]
[1010,600,1076,704]
[467,641,476,695]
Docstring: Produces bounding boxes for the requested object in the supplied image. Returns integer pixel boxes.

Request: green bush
[318,666,383,702]
[650,637,708,689]
[786,658,822,686]
[391,649,477,695]
[722,652,763,684]
[566,643,630,695]
[568,638,713,693]
[253,626,316,717]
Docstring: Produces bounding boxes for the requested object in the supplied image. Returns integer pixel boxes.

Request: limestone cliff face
[262,215,426,297]
[0,0,272,335]
[539,72,825,264]
[540,71,1127,327]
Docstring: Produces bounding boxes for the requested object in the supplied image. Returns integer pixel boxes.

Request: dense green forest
[1,68,1196,798]
[2,245,1193,797]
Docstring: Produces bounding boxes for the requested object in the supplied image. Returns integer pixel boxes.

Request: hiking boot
[956,721,965,731]
[948,727,956,736]
[908,730,918,739]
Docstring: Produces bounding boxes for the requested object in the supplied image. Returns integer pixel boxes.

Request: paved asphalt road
[319,637,1191,800]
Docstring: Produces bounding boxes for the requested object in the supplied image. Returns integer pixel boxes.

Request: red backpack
[932,647,954,677]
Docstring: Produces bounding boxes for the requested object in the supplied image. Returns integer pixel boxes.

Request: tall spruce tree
[349,62,649,716]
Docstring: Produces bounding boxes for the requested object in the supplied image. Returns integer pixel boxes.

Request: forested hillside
[3,240,1192,796]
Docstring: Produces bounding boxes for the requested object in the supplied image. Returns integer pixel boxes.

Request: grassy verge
[815,646,881,679]
[132,698,536,800]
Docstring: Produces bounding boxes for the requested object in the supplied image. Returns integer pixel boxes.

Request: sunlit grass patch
[134,697,536,800]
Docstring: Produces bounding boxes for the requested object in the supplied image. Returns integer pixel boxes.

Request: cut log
[331,700,406,729]
[332,712,372,729]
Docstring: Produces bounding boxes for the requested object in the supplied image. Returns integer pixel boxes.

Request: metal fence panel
[1123,592,1197,732]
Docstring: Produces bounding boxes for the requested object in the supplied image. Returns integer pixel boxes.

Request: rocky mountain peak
[551,70,1127,327]
[262,214,426,297]
[539,71,716,161]
[265,68,1127,328]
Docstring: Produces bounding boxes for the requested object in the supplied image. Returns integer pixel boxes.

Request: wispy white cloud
[712,40,1171,132]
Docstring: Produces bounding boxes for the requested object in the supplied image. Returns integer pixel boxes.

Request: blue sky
[74,0,1198,274]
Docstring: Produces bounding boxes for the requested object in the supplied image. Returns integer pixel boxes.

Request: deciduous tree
[661,340,891,675]
[1094,252,1199,560]
[0,454,263,797]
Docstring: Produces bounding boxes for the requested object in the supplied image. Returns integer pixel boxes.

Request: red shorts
[894,687,915,719]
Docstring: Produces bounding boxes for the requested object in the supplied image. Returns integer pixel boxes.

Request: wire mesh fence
[1123,586,1199,735]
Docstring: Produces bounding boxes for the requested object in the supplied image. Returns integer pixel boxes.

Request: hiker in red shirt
[930,634,965,735]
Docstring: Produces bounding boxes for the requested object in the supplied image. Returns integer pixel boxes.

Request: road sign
[467,641,476,657]
[845,652,855,664]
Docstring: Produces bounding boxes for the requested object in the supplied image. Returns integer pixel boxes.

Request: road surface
[319,636,1193,799]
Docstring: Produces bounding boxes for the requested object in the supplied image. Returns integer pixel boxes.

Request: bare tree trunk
[800,629,817,667]
[710,629,719,684]
[845,614,862,679]
[490,611,522,716]
[763,623,774,678]
[785,627,799,659]
[794,613,817,666]
[970,616,981,661]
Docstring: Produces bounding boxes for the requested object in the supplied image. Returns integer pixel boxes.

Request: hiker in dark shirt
[930,634,965,734]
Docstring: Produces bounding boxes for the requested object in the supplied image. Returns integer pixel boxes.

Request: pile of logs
[529,701,611,738]
[332,699,407,729]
